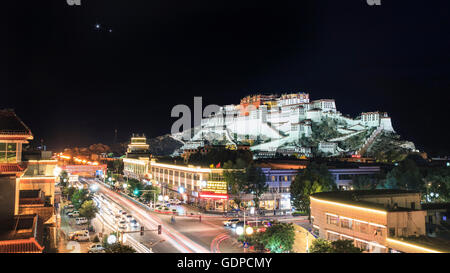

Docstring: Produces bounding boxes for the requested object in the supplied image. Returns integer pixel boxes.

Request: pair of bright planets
[95,24,112,33]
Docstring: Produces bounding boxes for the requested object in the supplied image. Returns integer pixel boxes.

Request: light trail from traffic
[85,178,210,253]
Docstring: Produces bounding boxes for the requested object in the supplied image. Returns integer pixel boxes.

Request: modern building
[150,161,229,211]
[310,190,449,253]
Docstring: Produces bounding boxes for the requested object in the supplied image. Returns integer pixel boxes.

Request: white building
[173,93,397,156]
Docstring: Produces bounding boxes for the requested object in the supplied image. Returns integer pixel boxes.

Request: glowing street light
[158,195,163,201]
[178,186,185,194]
[236,226,244,236]
[245,226,254,235]
[123,183,128,190]
[107,234,117,244]
[164,195,169,202]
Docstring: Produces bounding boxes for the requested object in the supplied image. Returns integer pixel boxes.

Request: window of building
[410,202,415,210]
[312,226,319,236]
[340,218,353,230]
[355,240,370,252]
[373,227,383,237]
[389,228,395,237]
[355,221,369,234]
[327,232,340,241]
[326,214,339,226]
[0,143,17,163]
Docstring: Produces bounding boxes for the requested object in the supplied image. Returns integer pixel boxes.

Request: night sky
[3,1,450,156]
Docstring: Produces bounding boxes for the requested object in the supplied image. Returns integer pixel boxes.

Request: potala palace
[172,93,415,158]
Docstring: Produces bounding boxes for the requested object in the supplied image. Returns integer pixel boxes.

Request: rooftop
[311,189,422,212]
[391,236,450,253]
[0,214,44,253]
[0,109,33,137]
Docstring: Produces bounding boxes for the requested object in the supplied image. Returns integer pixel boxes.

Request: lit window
[0,143,17,163]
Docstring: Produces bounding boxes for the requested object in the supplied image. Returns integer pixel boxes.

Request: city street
[82,177,245,253]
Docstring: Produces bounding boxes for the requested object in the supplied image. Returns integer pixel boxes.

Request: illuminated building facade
[310,190,448,253]
[149,161,229,211]
[0,109,58,252]
[173,92,398,157]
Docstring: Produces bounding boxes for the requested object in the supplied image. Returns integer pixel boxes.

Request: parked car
[68,230,89,240]
[223,218,240,227]
[75,232,90,242]
[76,217,88,225]
[125,215,133,222]
[65,207,75,214]
[88,243,105,253]
[68,211,80,217]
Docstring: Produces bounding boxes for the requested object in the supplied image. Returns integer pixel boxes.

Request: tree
[290,162,336,218]
[352,175,376,190]
[79,200,98,228]
[243,164,268,209]
[260,223,296,253]
[423,167,450,202]
[330,240,363,253]
[104,243,136,253]
[309,238,333,253]
[59,170,69,188]
[385,159,423,190]
[310,238,363,253]
[223,159,247,210]
[63,186,76,200]
[141,185,160,202]
[71,188,91,209]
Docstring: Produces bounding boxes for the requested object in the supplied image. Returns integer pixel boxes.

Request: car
[129,219,140,229]
[88,243,105,253]
[64,204,74,210]
[118,220,127,230]
[75,232,90,242]
[65,207,75,214]
[68,230,89,240]
[114,214,122,222]
[174,199,182,205]
[76,217,88,225]
[223,218,240,227]
[125,215,133,222]
[234,221,246,229]
[68,211,80,217]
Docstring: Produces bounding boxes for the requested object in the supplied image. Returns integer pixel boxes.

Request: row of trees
[309,238,363,253]
[58,171,98,227]
[239,222,296,253]
[126,178,161,202]
[290,162,337,217]
[223,159,268,210]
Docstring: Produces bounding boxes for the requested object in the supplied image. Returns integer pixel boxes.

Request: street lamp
[107,234,117,244]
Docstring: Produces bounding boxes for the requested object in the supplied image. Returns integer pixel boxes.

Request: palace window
[0,143,17,163]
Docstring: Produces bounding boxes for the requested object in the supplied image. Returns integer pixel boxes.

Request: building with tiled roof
[0,109,58,253]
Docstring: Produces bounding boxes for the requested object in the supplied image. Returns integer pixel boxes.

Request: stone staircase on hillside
[357,126,383,156]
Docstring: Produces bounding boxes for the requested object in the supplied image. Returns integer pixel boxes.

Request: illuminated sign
[199,192,228,200]
[202,181,227,194]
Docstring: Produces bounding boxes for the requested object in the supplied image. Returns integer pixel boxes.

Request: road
[82,177,244,253]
